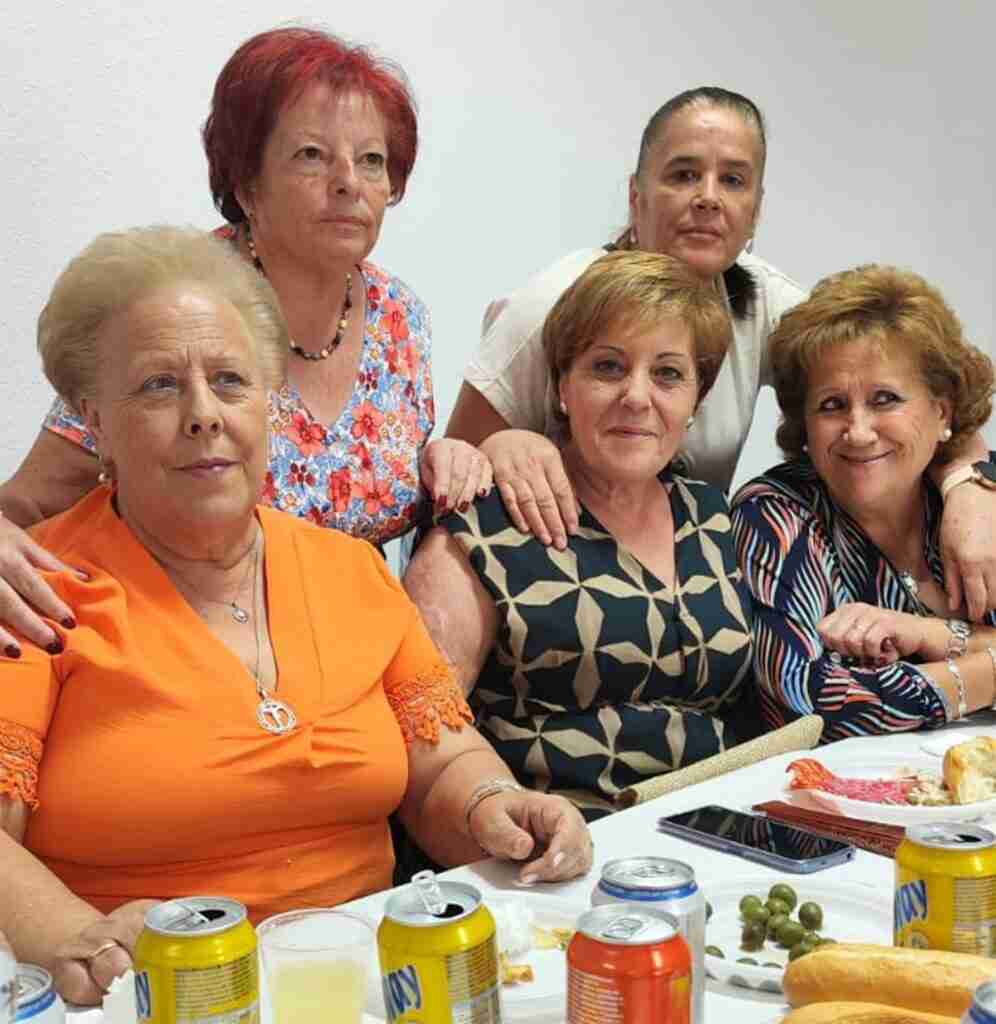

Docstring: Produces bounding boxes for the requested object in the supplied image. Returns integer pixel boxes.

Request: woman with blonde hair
[0,226,590,1005]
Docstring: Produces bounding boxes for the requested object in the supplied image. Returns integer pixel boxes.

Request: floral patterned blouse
[44,235,435,547]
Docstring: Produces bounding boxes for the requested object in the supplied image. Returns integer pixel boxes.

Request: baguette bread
[781,1002,958,1024]
[943,735,996,803]
[783,943,996,1017]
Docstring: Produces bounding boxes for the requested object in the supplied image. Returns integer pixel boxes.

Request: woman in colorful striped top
[731,265,996,742]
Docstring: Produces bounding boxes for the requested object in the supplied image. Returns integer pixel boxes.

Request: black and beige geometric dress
[442,472,756,820]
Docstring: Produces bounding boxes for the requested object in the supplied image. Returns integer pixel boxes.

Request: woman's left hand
[940,484,996,621]
[50,899,161,1005]
[817,603,941,664]
[419,439,493,515]
[468,790,593,884]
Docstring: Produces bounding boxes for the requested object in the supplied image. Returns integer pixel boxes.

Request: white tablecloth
[68,715,996,1023]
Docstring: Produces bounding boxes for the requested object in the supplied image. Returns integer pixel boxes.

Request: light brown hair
[770,264,993,462]
[542,250,733,431]
[38,226,288,410]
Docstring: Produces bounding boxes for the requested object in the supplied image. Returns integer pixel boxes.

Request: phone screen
[659,805,852,862]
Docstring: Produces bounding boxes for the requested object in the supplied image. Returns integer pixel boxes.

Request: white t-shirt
[465,248,807,492]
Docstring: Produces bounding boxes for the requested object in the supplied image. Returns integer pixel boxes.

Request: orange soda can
[567,906,691,1024]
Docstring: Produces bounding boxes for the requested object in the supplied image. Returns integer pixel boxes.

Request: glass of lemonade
[257,908,375,1023]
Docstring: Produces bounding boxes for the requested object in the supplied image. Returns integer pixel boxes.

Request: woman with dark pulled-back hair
[0,26,490,656]
[447,86,996,622]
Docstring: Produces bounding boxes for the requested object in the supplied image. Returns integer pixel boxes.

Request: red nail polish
[458,501,469,513]
[46,640,64,655]
[4,644,20,659]
[478,488,488,498]
[62,617,77,629]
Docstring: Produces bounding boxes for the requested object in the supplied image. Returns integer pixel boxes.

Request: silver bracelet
[464,778,524,830]
[947,657,968,719]
[985,646,996,712]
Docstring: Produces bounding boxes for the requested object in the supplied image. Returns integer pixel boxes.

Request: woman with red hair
[0,26,488,653]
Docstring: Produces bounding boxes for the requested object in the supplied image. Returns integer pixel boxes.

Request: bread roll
[783,943,996,1017]
[782,1003,957,1024]
[943,735,996,804]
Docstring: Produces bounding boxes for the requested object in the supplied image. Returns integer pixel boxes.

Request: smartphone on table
[657,805,855,873]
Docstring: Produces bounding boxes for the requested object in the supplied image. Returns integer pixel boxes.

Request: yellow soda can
[895,823,996,954]
[134,896,259,1024]
[378,872,502,1022]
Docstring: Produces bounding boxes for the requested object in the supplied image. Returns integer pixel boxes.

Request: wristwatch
[945,617,971,657]
[940,460,996,500]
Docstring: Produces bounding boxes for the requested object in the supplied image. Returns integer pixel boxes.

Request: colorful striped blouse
[730,459,996,742]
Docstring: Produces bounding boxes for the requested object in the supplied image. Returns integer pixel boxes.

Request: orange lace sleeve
[0,718,43,810]
[385,656,474,746]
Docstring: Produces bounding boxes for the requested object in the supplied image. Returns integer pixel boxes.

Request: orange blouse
[0,488,471,922]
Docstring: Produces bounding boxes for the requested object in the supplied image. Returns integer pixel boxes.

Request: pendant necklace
[246,534,298,735]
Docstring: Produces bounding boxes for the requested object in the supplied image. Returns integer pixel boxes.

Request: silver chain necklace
[246,537,297,735]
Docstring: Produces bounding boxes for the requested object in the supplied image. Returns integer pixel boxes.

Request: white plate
[703,875,891,993]
[920,727,996,758]
[785,756,996,826]
[488,896,583,1020]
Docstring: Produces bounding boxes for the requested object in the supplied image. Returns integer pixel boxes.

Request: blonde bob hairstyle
[770,264,993,464]
[543,249,734,432]
[38,226,289,412]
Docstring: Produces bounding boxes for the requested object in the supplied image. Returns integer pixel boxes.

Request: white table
[70,716,996,1023]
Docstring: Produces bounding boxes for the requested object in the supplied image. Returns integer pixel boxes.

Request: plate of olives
[701,876,891,992]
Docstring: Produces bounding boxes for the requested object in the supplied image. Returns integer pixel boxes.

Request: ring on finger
[86,940,122,962]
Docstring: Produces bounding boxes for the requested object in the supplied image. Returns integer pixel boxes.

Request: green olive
[802,930,819,946]
[705,899,713,922]
[766,912,789,940]
[776,920,806,949]
[768,883,798,912]
[788,941,812,961]
[815,937,837,948]
[739,894,763,917]
[705,945,724,958]
[736,957,759,965]
[765,897,790,918]
[743,904,770,926]
[798,901,823,930]
[741,921,766,952]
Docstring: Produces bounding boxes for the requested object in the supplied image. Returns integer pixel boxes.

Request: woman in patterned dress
[405,251,758,820]
[0,26,488,657]
[731,265,996,742]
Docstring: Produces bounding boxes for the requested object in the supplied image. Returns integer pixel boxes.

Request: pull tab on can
[412,870,447,917]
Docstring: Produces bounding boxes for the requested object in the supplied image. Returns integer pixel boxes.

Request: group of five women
[0,23,992,1003]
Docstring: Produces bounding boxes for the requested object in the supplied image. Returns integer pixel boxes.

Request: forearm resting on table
[398,734,516,867]
[923,650,996,717]
[0,799,104,968]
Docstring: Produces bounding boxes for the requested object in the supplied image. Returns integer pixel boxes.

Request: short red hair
[203,26,418,223]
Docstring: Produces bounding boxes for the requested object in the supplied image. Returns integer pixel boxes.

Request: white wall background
[1,0,992,492]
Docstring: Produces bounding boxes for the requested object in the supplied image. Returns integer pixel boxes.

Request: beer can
[134,896,259,1024]
[592,857,704,1023]
[568,906,691,1024]
[895,822,996,954]
[13,965,65,1024]
[964,979,996,1023]
[378,875,501,1023]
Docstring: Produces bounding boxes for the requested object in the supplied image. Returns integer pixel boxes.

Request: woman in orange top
[0,226,592,1006]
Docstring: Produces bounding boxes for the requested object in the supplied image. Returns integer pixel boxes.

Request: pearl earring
[802,443,809,453]
[686,416,694,429]
[559,400,568,415]
[941,427,952,442]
